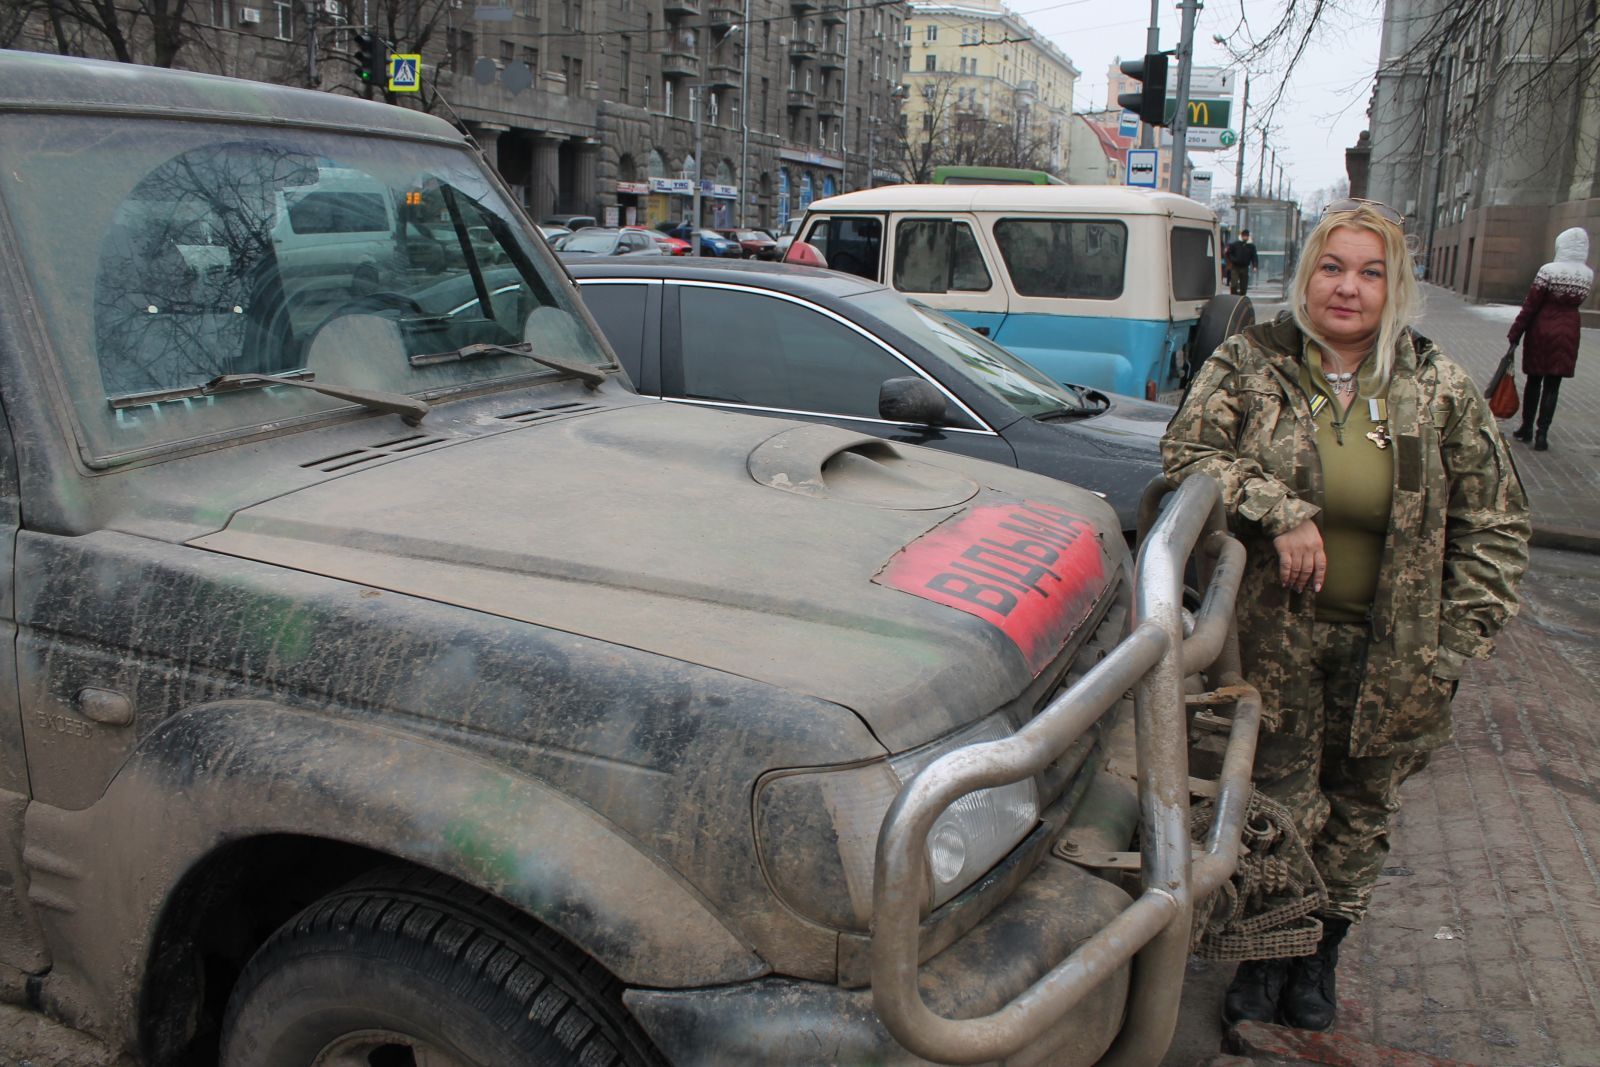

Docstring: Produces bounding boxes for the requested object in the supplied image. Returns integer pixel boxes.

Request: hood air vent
[493,400,602,424]
[301,433,448,473]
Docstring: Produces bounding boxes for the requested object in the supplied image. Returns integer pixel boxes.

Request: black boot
[1512,423,1533,442]
[1280,915,1350,1031]
[1534,431,1549,451]
[1223,958,1289,1025]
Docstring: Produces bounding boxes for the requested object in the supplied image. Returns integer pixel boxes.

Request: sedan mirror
[879,377,946,425]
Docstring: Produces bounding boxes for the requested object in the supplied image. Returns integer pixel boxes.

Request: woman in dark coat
[1509,227,1593,450]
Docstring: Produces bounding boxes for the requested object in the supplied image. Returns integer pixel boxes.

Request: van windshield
[0,114,609,463]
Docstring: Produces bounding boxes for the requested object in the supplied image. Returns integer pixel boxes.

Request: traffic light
[1117,52,1169,127]
[353,32,386,86]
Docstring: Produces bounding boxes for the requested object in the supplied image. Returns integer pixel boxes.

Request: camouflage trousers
[1251,620,1429,922]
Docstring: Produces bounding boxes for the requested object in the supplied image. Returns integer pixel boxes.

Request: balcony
[786,87,816,110]
[790,0,818,11]
[708,4,740,29]
[818,44,845,69]
[662,0,700,15]
[662,51,701,79]
[788,36,818,58]
[820,0,845,23]
[707,61,740,89]
[817,96,842,121]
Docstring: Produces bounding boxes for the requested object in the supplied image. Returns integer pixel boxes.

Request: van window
[803,216,882,280]
[1170,226,1218,300]
[892,219,992,294]
[286,190,389,234]
[992,219,1127,300]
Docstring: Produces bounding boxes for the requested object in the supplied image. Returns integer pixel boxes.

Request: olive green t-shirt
[1300,345,1394,623]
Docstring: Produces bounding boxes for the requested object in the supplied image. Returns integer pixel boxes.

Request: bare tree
[890,75,1055,182]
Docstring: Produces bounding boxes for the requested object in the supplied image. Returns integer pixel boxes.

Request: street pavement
[1162,286,1600,1067]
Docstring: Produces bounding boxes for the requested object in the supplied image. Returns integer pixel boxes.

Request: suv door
[0,397,45,972]
[659,281,1016,466]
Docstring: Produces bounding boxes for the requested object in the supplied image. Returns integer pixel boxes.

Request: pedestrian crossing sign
[388,54,422,92]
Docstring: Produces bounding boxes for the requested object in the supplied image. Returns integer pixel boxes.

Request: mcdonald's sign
[1162,97,1232,129]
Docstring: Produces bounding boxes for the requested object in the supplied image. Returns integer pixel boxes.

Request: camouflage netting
[1189,788,1328,961]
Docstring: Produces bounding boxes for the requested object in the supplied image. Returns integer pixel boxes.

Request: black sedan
[567,258,1173,535]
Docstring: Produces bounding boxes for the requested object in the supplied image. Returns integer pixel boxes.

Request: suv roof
[805,183,1216,220]
[0,49,458,143]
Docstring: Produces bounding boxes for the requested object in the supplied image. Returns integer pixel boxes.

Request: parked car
[568,258,1173,537]
[717,228,779,259]
[537,224,572,244]
[659,223,742,257]
[0,50,1257,1067]
[627,225,691,256]
[794,185,1254,400]
[543,212,598,230]
[555,226,665,257]
[773,216,805,259]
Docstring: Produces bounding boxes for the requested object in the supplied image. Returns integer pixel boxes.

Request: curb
[1530,523,1600,555]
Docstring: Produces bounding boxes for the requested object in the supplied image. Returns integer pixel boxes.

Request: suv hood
[192,404,1119,749]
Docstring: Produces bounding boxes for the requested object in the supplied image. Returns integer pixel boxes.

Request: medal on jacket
[1365,398,1390,449]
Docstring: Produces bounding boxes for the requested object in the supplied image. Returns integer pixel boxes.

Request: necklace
[1323,369,1357,398]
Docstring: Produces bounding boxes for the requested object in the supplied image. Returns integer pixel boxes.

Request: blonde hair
[1289,204,1420,383]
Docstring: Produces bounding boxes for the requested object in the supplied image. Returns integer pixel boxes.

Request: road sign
[1118,110,1140,138]
[1186,66,1235,97]
[1163,97,1231,129]
[1126,149,1158,188]
[388,53,422,92]
[1190,171,1213,202]
[1174,128,1238,151]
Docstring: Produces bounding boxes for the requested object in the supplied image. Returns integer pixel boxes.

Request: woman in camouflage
[1161,202,1530,1032]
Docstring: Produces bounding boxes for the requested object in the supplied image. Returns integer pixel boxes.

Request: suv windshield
[0,114,608,462]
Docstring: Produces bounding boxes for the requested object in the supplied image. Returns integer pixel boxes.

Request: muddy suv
[0,51,1259,1067]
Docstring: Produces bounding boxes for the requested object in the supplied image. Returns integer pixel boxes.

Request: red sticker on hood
[874,499,1106,674]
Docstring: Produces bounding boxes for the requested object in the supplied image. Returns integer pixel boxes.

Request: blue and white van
[793,185,1254,399]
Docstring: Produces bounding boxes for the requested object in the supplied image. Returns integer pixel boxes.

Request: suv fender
[25,700,765,1040]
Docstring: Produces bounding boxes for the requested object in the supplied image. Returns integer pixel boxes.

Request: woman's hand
[1273,520,1327,593]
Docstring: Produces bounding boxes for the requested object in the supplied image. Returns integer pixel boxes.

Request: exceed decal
[875,500,1106,674]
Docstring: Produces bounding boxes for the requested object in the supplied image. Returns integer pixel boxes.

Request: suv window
[892,219,992,294]
[1170,226,1218,300]
[674,286,907,419]
[992,219,1127,299]
[802,216,882,281]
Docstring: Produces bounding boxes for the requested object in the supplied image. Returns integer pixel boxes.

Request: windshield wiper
[409,341,606,389]
[111,371,431,426]
[1032,384,1109,421]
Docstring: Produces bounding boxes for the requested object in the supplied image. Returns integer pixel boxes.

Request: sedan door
[659,281,1017,468]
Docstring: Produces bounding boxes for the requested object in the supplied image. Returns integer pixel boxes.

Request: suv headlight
[756,714,1039,931]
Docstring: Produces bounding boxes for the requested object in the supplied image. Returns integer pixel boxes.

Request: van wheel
[1188,294,1255,381]
[220,869,665,1067]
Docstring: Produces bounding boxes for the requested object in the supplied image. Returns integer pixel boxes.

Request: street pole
[738,0,750,227]
[1233,75,1249,225]
[1140,0,1159,150]
[305,0,318,85]
[866,116,876,190]
[1167,0,1199,194]
[1257,137,1266,195]
[692,85,704,255]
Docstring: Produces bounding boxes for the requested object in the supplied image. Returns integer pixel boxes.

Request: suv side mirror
[879,377,946,425]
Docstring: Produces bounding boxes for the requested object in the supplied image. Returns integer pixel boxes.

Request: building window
[522,45,539,70]
[925,24,936,42]
[644,75,653,109]
[665,78,674,114]
[620,42,631,102]
[903,23,911,42]
[564,56,583,94]
[872,48,879,76]
[272,0,292,39]
[924,54,936,72]
[761,77,770,131]
[500,40,515,64]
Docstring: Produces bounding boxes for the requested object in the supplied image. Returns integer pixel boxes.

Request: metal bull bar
[869,476,1263,1066]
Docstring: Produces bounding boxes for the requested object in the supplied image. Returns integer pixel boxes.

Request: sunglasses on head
[1324,198,1404,225]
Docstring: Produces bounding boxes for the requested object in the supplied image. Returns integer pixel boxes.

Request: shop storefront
[615,181,648,227]
[649,176,694,229]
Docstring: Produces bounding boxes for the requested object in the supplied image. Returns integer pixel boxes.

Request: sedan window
[577,283,649,382]
[676,287,916,420]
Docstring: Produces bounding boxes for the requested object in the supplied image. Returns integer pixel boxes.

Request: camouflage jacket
[1162,315,1531,755]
